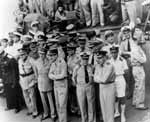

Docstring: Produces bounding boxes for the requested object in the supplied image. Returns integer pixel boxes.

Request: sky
[0,0,18,38]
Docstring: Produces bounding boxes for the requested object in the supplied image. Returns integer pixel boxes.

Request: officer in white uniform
[110,46,128,122]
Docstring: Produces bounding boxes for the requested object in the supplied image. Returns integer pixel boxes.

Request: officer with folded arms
[49,46,68,122]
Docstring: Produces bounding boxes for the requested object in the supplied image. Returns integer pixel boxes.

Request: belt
[20,71,34,77]
[124,0,134,2]
[100,81,114,85]
[55,77,67,81]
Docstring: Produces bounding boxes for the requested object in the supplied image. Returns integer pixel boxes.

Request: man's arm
[48,63,56,80]
[54,60,67,80]
[100,63,115,83]
[72,65,79,85]
[94,65,100,83]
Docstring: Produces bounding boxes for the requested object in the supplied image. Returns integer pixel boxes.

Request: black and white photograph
[0,0,150,122]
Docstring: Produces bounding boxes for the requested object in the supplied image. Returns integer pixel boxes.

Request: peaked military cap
[80,52,90,60]
[96,50,107,58]
[31,20,40,27]
[13,31,22,37]
[110,45,119,53]
[104,30,114,40]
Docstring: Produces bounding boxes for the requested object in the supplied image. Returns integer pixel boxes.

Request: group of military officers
[0,19,149,122]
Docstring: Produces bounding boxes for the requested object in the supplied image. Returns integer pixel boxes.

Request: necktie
[84,65,89,83]
[91,55,94,65]
[127,39,131,51]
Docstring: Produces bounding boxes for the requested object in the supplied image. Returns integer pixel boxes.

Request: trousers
[40,91,56,117]
[79,0,91,26]
[40,0,57,17]
[121,1,137,28]
[23,86,38,115]
[28,0,41,13]
[99,83,115,122]
[132,66,145,107]
[54,84,68,122]
[77,84,96,122]
[90,0,104,26]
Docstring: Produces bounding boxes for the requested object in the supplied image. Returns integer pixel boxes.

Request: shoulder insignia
[119,57,123,61]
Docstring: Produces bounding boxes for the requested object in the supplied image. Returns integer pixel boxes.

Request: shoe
[5,108,11,111]
[51,115,57,122]
[41,115,49,121]
[114,112,120,118]
[14,109,20,113]
[26,112,32,116]
[32,114,38,119]
[136,106,149,110]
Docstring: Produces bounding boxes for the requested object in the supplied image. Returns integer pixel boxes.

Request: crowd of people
[0,1,150,122]
[14,0,144,33]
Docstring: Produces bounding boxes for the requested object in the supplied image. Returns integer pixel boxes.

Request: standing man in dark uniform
[0,50,21,113]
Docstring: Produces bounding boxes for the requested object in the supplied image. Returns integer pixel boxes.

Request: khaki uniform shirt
[49,58,68,87]
[35,58,52,92]
[19,57,36,90]
[72,64,94,86]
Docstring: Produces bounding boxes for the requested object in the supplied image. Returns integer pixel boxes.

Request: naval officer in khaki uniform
[72,52,96,122]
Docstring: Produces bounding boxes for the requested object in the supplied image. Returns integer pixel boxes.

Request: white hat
[31,21,39,27]
[121,26,131,32]
[21,35,33,41]
[13,31,22,37]
[66,24,75,31]
[36,31,45,37]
